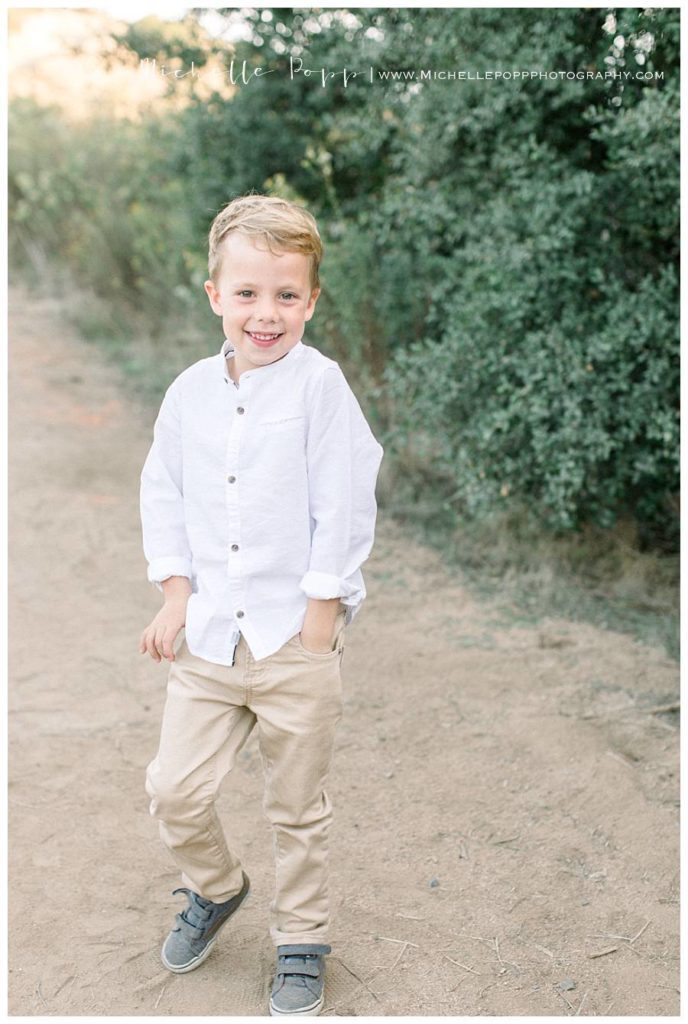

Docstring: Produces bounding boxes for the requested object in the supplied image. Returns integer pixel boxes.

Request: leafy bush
[9,98,202,336]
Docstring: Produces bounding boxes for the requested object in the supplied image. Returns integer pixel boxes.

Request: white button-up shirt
[140,337,384,664]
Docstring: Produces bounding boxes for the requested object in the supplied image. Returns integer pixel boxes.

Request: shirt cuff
[299,570,363,602]
[147,557,193,592]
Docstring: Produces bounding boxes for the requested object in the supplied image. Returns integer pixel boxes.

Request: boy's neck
[226,351,290,384]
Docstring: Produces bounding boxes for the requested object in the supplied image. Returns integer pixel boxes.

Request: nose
[255,298,278,323]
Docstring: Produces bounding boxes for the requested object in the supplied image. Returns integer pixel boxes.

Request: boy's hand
[139,577,191,663]
[139,598,188,662]
[299,596,342,654]
[299,628,335,655]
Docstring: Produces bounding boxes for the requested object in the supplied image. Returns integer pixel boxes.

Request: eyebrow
[231,282,303,290]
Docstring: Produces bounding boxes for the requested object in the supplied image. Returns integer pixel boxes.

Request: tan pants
[145,608,347,947]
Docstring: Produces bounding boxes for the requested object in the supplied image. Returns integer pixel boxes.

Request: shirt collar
[220,338,305,384]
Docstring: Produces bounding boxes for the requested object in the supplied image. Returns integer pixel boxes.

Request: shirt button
[227,475,236,483]
[237,406,245,415]
[231,544,239,552]
[236,610,245,618]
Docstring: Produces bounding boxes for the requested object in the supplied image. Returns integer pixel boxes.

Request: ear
[204,279,223,316]
[304,287,321,321]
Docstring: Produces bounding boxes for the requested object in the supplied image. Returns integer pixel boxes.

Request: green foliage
[9,98,202,336]
[111,13,215,70]
[384,258,678,533]
[8,6,679,548]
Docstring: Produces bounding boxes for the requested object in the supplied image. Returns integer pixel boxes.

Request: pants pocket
[295,609,346,658]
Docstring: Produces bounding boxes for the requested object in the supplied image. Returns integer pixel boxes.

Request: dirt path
[8,283,679,1017]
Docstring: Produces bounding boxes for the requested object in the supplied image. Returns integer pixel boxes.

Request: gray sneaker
[269,943,332,1017]
[160,871,250,973]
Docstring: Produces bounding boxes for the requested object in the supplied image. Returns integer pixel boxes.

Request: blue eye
[238,290,253,298]
[281,292,297,301]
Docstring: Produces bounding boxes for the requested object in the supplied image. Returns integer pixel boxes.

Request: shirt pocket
[257,414,306,431]
[255,414,307,462]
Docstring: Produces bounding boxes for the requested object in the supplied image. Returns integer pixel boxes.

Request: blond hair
[208,193,323,292]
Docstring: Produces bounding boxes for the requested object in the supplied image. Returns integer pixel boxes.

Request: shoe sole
[161,931,221,974]
[269,991,324,1017]
[161,879,251,975]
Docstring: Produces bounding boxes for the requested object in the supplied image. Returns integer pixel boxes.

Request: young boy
[138,194,383,1016]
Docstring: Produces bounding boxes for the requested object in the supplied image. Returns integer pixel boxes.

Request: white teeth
[250,332,280,340]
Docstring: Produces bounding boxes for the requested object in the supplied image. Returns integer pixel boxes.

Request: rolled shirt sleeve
[140,382,193,590]
[299,366,384,606]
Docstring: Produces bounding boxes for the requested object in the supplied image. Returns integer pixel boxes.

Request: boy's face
[204,232,320,380]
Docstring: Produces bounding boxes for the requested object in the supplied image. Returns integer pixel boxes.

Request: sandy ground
[8,283,680,1017]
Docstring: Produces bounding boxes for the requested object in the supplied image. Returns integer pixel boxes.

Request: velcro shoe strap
[278,959,322,979]
[175,915,204,940]
[278,943,331,956]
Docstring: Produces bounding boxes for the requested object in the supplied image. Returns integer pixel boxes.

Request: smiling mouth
[246,330,284,347]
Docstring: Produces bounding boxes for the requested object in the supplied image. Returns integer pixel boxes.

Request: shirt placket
[225,378,249,668]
